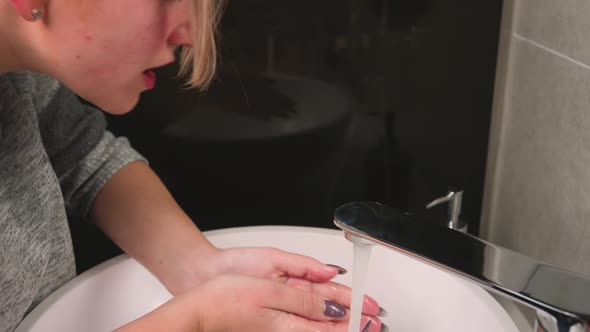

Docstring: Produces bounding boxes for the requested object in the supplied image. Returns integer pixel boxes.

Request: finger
[263,281,350,322]
[266,248,344,282]
[285,278,383,317]
[270,311,385,332]
[357,316,389,332]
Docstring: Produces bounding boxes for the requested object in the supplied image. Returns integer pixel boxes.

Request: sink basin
[16,226,519,332]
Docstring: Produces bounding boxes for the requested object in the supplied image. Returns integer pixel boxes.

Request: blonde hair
[178,0,225,90]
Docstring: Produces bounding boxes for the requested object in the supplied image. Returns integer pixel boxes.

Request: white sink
[16,226,519,332]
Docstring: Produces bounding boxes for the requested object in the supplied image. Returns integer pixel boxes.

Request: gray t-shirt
[0,71,145,332]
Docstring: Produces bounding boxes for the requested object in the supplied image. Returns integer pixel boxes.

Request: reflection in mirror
[86,0,503,272]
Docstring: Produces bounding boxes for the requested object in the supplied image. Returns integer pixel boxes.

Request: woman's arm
[90,161,219,294]
[88,160,356,298]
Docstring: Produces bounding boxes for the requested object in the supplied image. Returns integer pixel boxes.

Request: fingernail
[377,307,387,317]
[324,300,347,318]
[362,320,372,332]
[380,323,390,332]
[364,295,379,307]
[326,264,348,274]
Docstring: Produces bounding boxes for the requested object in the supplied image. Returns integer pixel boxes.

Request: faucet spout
[333,201,590,332]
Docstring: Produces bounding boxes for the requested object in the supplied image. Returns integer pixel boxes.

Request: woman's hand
[170,247,346,293]
[213,247,383,313]
[169,247,383,314]
[116,274,386,332]
[211,247,347,283]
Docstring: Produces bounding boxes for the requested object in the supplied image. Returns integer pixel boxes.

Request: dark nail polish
[324,300,347,318]
[326,264,348,274]
[362,320,372,332]
[377,307,387,317]
[379,323,389,332]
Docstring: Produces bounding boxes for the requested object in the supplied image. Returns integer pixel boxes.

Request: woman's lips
[143,70,156,89]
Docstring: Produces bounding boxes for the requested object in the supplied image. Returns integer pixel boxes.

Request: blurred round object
[161,73,353,142]
[129,72,357,230]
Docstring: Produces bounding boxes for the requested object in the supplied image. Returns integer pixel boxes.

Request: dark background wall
[72,0,503,272]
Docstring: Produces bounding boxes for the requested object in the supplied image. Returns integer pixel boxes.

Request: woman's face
[41,0,193,114]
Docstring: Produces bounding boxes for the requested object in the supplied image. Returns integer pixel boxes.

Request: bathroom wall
[483,0,590,276]
[482,0,590,328]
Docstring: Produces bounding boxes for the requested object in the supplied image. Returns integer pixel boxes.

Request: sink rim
[17,225,518,331]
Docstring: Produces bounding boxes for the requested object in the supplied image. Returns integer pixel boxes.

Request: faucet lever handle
[426,192,456,209]
[425,190,466,232]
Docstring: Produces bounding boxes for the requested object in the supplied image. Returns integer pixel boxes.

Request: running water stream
[348,238,373,332]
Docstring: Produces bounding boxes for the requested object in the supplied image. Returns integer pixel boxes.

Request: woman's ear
[9,0,46,22]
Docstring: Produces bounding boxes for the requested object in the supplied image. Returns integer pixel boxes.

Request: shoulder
[1,71,62,113]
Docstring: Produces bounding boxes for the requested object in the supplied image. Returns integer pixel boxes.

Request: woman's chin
[97,95,139,115]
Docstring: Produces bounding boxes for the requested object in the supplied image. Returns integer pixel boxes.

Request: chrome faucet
[333,201,590,332]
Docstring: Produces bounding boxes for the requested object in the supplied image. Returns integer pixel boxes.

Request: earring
[31,8,43,20]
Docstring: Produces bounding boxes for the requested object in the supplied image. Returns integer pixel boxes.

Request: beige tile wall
[484,0,590,275]
[482,0,590,329]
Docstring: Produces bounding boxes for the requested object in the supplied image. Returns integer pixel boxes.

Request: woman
[0,0,386,331]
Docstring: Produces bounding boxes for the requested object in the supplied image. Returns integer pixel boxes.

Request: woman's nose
[168,23,192,47]
[167,1,193,47]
